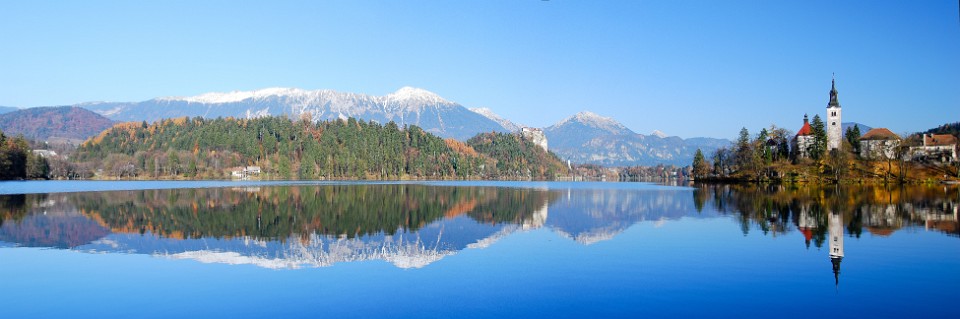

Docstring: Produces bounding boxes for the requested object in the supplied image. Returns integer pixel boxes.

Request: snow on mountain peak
[385,86,449,104]
[651,130,669,138]
[470,107,521,132]
[163,87,308,104]
[556,111,630,134]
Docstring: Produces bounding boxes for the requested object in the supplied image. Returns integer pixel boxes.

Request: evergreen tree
[692,148,709,179]
[735,127,752,172]
[846,125,861,155]
[810,115,827,160]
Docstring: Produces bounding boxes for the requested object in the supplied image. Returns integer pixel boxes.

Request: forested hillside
[76,116,569,180]
[467,132,569,179]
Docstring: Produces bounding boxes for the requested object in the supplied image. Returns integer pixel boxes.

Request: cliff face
[521,128,548,152]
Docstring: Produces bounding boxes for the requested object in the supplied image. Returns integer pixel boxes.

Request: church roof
[796,118,813,136]
[860,128,900,141]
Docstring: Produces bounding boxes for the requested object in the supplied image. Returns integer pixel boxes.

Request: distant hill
[0,106,18,114]
[0,106,114,144]
[543,112,730,166]
[842,122,872,134]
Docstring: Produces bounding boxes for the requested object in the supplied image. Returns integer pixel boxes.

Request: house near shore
[910,134,958,163]
[859,128,900,160]
[229,166,262,179]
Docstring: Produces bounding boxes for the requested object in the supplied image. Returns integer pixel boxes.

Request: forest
[0,129,49,180]
[73,116,570,180]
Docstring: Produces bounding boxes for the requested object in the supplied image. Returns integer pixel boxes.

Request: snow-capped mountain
[545,111,730,166]
[79,87,509,140]
[22,86,734,165]
[470,107,522,132]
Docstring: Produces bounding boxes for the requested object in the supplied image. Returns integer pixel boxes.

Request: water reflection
[693,184,959,239]
[1,183,957,270]
[694,184,959,286]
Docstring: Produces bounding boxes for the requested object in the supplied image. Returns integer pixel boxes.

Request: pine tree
[846,125,861,155]
[810,115,827,160]
[692,148,709,179]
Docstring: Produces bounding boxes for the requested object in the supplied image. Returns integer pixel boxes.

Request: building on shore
[858,128,900,160]
[910,134,958,163]
[792,114,815,159]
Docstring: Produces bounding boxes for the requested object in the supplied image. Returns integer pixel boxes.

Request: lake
[1,181,957,318]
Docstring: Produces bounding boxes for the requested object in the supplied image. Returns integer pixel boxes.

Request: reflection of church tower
[828,211,845,286]
[826,76,843,151]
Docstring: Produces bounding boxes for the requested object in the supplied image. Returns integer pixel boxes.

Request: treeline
[692,122,798,182]
[0,129,49,180]
[75,116,569,180]
[924,122,960,136]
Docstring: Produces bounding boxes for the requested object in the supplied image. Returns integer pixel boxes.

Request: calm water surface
[0,181,957,318]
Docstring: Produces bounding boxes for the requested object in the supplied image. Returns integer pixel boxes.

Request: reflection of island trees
[69,184,558,241]
[695,184,959,242]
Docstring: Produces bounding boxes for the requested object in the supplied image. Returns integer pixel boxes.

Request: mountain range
[78,87,504,141]
[7,87,731,166]
[542,111,729,166]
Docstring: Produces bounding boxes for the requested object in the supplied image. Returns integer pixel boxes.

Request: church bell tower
[826,75,842,151]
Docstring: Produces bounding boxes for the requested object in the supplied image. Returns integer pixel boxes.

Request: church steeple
[828,74,841,109]
[826,75,843,150]
[831,255,843,287]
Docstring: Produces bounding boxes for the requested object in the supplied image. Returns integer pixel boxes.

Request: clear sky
[1,0,957,139]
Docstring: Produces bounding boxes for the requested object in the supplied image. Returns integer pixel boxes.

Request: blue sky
[1,0,957,139]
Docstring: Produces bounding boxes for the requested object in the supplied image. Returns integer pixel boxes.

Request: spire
[831,256,842,287]
[828,75,841,109]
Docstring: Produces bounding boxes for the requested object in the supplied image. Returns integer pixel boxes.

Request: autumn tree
[692,148,710,179]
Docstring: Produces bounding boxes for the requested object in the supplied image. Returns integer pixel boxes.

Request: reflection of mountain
[83,215,509,269]
[1,185,558,269]
[0,194,109,248]
[3,183,956,270]
[547,187,708,244]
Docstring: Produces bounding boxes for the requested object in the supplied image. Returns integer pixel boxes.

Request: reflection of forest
[70,184,558,240]
[693,184,960,245]
[3,183,956,269]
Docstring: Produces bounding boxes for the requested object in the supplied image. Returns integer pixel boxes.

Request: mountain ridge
[17,87,731,166]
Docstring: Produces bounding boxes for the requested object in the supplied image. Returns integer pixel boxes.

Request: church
[792,77,843,158]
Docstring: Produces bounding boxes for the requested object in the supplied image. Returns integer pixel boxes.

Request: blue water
[0,181,957,318]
